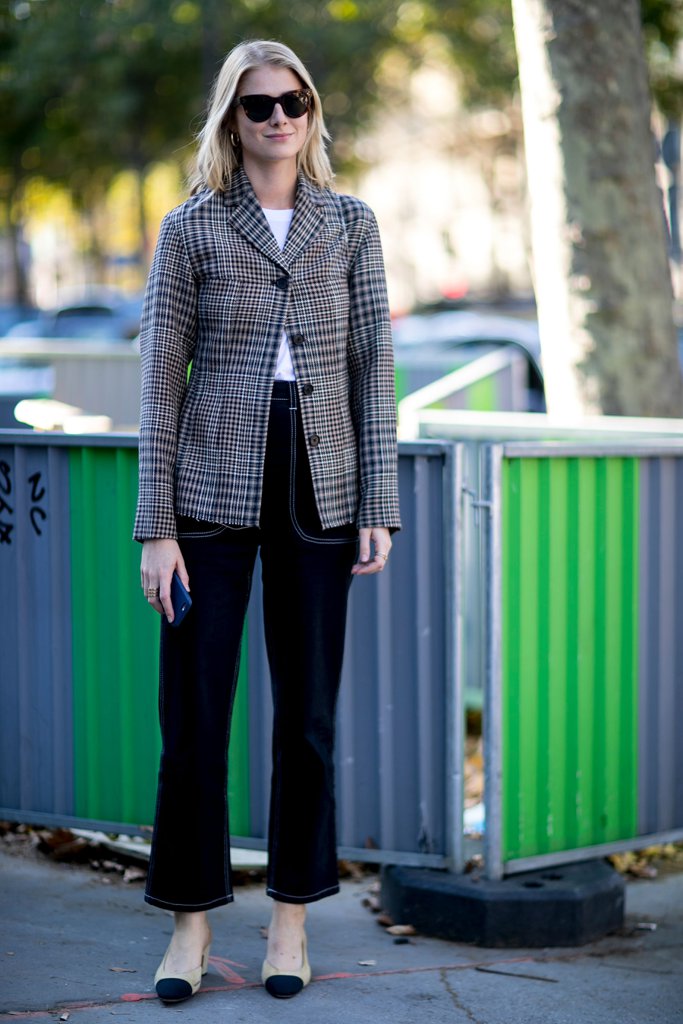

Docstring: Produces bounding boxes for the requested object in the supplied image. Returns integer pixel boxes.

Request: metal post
[483,444,504,879]
[445,443,464,871]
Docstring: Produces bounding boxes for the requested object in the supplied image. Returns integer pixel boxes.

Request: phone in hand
[169,571,192,628]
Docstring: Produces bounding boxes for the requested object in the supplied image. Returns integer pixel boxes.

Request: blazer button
[275,277,289,291]
[309,433,320,447]
[291,334,305,346]
[302,383,313,396]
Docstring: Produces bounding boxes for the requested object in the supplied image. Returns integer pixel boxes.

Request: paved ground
[0,847,681,1023]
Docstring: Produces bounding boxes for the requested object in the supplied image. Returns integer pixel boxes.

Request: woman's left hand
[351,527,392,575]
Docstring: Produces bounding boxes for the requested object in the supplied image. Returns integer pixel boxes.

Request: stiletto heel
[154,934,212,1003]
[261,933,311,998]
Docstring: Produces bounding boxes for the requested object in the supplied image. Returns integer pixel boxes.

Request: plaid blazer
[133,167,401,541]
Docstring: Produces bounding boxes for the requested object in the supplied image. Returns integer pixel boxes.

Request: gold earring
[230,131,240,147]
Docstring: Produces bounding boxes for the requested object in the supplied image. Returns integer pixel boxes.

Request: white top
[263,207,295,381]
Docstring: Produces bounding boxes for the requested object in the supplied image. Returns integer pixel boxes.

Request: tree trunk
[3,173,31,306]
[512,0,683,417]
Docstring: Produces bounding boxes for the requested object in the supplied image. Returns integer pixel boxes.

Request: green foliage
[419,0,518,107]
[0,0,403,196]
[641,0,683,116]
[0,0,681,202]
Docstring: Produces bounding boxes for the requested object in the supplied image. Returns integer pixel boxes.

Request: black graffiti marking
[0,494,13,516]
[29,506,47,537]
[0,461,10,495]
[25,471,47,536]
[0,520,13,545]
[28,471,45,503]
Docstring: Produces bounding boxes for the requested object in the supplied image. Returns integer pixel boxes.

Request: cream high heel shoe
[154,933,211,1003]
[261,933,311,998]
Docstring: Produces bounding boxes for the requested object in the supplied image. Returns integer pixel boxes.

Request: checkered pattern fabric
[133,167,401,540]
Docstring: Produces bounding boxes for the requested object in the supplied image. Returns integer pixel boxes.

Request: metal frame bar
[503,829,683,875]
[0,430,138,448]
[0,808,449,867]
[483,444,504,879]
[502,442,683,459]
[444,442,463,871]
[414,409,683,442]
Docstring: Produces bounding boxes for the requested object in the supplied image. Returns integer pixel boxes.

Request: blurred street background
[1,2,682,330]
[1,8,682,1021]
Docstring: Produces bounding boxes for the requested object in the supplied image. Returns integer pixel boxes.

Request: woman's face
[232,65,310,173]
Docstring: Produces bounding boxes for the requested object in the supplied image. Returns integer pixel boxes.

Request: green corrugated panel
[69,447,250,834]
[394,367,408,403]
[502,456,639,861]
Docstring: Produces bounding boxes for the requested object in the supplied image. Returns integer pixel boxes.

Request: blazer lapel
[223,167,288,270]
[223,167,326,270]
[282,173,326,265]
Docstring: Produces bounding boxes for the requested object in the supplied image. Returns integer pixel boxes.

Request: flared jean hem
[143,891,235,912]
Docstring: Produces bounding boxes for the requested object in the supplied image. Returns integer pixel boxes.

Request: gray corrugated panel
[247,568,273,841]
[247,443,454,862]
[639,457,683,834]
[0,442,73,815]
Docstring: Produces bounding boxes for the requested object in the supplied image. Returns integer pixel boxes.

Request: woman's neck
[242,158,297,209]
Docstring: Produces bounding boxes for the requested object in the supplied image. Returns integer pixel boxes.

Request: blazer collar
[223,166,327,271]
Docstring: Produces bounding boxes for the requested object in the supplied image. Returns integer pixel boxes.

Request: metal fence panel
[0,433,457,869]
[484,442,683,878]
[0,442,73,816]
[244,442,457,865]
[500,455,639,864]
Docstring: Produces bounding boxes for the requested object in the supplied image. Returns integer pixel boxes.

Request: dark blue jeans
[144,382,357,911]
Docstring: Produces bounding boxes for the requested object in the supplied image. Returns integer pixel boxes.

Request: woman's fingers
[141,538,186,621]
[351,527,392,575]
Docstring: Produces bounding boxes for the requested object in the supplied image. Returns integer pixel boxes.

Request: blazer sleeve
[133,211,198,541]
[344,199,401,532]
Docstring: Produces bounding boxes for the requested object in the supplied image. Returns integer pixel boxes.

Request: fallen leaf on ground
[376,912,394,927]
[361,894,381,912]
[109,967,137,973]
[630,862,658,879]
[122,867,147,883]
[386,924,416,936]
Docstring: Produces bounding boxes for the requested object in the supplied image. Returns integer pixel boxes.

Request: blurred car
[0,304,39,337]
[4,290,142,342]
[392,309,546,412]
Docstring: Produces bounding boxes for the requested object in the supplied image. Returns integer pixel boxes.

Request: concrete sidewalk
[0,847,681,1024]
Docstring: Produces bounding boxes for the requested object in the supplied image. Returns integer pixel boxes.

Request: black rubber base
[381,859,625,947]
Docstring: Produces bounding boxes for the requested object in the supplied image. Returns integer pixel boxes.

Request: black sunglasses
[232,89,312,123]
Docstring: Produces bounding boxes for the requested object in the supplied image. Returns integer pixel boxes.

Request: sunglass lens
[282,92,310,117]
[242,96,272,122]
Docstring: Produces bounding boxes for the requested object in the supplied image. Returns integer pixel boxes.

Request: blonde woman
[135,38,400,1002]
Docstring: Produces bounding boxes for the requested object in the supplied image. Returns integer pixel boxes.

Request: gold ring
[378,552,389,560]
[146,587,160,598]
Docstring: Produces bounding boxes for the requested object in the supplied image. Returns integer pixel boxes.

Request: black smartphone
[169,571,192,628]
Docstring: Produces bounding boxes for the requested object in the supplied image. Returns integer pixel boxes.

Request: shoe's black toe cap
[265,975,305,999]
[156,977,194,1002]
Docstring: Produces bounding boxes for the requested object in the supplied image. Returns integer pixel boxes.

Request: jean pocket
[176,515,229,539]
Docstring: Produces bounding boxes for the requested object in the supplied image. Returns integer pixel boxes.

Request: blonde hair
[190,39,334,193]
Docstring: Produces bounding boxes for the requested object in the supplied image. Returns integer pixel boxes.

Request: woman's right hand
[141,539,190,623]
